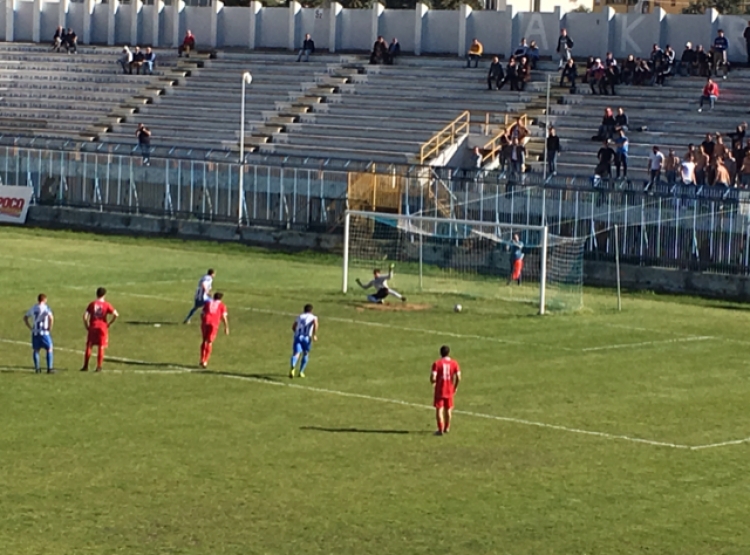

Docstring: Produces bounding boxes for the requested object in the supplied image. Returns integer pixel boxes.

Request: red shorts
[434,396,454,409]
[511,259,524,280]
[86,328,108,348]
[201,323,218,343]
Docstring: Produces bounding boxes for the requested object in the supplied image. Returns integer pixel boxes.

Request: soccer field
[2,228,750,555]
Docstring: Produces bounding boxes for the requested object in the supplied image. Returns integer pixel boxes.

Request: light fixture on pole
[238,71,253,229]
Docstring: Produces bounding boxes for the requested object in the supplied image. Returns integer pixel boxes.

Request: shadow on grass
[0,366,67,374]
[124,321,180,326]
[196,370,280,382]
[300,426,430,435]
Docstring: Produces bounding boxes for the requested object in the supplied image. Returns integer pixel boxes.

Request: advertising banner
[0,185,34,225]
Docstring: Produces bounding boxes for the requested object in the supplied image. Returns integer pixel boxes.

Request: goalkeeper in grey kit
[356,264,407,304]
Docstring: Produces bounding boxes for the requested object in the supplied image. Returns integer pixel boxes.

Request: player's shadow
[198,370,280,382]
[125,321,179,326]
[300,426,430,435]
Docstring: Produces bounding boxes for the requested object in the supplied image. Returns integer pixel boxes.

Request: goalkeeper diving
[356,264,407,304]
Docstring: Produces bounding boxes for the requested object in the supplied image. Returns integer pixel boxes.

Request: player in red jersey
[430,345,461,435]
[200,292,229,368]
[81,287,118,372]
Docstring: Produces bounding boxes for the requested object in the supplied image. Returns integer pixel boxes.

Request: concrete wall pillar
[32,0,41,42]
[414,2,428,56]
[151,0,162,46]
[209,0,222,48]
[457,3,471,58]
[171,0,184,48]
[107,0,117,45]
[58,0,68,30]
[329,2,342,53]
[130,0,141,46]
[288,0,300,51]
[82,0,94,43]
[370,2,383,49]
[6,0,15,41]
[248,0,261,49]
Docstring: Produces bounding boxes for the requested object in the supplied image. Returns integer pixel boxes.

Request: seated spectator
[466,38,483,68]
[560,58,577,92]
[698,77,719,112]
[296,33,315,63]
[678,42,696,76]
[517,56,531,91]
[513,38,529,59]
[582,56,595,84]
[370,36,387,65]
[51,26,63,52]
[498,57,519,91]
[694,45,710,77]
[587,58,607,95]
[681,153,696,185]
[634,58,651,86]
[603,64,618,95]
[604,52,618,77]
[621,54,636,85]
[649,43,664,72]
[64,28,77,54]
[118,46,133,74]
[179,30,195,57]
[714,156,731,187]
[130,46,145,74]
[527,41,540,69]
[386,38,400,65]
[664,148,680,184]
[598,107,616,140]
[655,45,674,85]
[614,107,628,132]
[487,56,504,90]
[143,47,156,75]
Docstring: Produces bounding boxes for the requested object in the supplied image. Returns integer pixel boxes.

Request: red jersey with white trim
[431,356,460,398]
[86,300,116,332]
[201,300,227,327]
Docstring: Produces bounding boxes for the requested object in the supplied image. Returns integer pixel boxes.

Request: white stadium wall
[4,0,750,63]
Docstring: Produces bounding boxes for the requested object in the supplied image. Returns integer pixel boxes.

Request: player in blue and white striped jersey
[23,293,55,374]
[183,269,215,324]
[289,304,319,379]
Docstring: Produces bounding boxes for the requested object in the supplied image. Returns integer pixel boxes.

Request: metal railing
[418,111,471,165]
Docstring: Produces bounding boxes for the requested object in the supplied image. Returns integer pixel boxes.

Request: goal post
[342,210,584,314]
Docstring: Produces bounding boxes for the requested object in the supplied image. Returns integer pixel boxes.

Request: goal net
[342,211,585,314]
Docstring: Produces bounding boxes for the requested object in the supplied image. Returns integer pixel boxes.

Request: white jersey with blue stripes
[194,275,213,302]
[294,313,317,340]
[25,303,53,336]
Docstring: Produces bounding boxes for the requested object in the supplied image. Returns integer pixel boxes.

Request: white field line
[690,437,750,450]
[580,336,713,352]
[0,338,694,450]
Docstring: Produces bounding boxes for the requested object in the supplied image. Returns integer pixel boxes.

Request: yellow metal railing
[418,111,471,165]
[481,113,528,163]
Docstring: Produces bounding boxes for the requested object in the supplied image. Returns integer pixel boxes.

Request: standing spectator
[680,153,696,185]
[744,21,750,66]
[487,56,504,90]
[701,133,715,159]
[739,149,750,186]
[712,29,728,78]
[179,30,196,57]
[65,28,77,54]
[678,42,695,76]
[714,157,731,187]
[596,140,615,179]
[556,28,574,69]
[498,57,519,91]
[698,78,719,112]
[614,129,629,178]
[471,146,483,169]
[118,46,133,74]
[728,123,746,161]
[546,127,561,176]
[387,38,400,65]
[684,143,696,162]
[508,137,525,176]
[695,145,709,185]
[655,47,674,86]
[714,134,727,160]
[466,38,483,68]
[527,41,540,69]
[296,33,315,62]
[517,56,531,91]
[505,116,529,146]
[560,58,577,92]
[136,123,151,166]
[130,46,145,74]
[143,47,156,75]
[647,145,665,187]
[664,148,680,184]
[370,36,388,65]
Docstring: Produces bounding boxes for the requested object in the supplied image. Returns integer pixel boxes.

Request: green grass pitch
[2,228,750,555]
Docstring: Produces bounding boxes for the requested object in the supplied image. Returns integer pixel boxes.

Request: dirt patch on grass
[356,303,432,313]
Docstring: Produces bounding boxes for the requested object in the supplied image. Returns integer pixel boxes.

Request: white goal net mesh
[344,212,585,312]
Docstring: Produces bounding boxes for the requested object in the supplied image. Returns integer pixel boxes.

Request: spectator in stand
[546,127,561,176]
[695,44,710,77]
[740,148,750,186]
[560,58,577,92]
[52,26,63,52]
[647,146,665,187]
[582,56,595,85]
[118,46,133,74]
[587,58,607,95]
[498,57,519,91]
[614,107,628,132]
[614,129,629,178]
[527,41,540,69]
[712,29,728,78]
[685,143,696,161]
[64,28,77,54]
[505,116,530,146]
[557,28,574,69]
[678,42,696,76]
[143,47,156,75]
[714,156,731,187]
[387,38,400,65]
[513,38,529,59]
[130,46,145,74]
[296,33,315,62]
[466,38,483,68]
[664,149,680,184]
[621,55,636,85]
[487,56,504,90]
[508,137,526,176]
[517,56,531,91]
[649,43,664,79]
[701,132,715,159]
[681,153,696,185]
[695,145,709,185]
[598,107,616,140]
[179,30,195,57]
[698,77,719,112]
[596,140,616,180]
[714,134,727,160]
[136,123,151,166]
[744,21,750,66]
[655,45,675,85]
[472,147,483,169]
[728,123,746,161]
[370,36,388,65]
[634,58,652,86]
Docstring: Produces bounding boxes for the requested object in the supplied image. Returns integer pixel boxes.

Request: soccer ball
[454,304,462,313]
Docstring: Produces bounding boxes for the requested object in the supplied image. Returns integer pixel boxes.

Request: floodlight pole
[238,71,253,228]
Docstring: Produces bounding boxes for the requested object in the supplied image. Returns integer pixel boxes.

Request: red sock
[204,343,213,364]
[83,345,92,369]
[436,415,443,433]
[96,347,105,369]
[200,342,207,363]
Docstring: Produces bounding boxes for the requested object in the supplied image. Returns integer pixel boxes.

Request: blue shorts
[293,337,312,354]
[193,297,209,309]
[32,335,53,351]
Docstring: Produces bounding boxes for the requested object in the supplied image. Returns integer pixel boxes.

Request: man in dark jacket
[386,38,400,65]
[498,57,519,91]
[487,56,504,90]
[546,127,561,176]
[556,28,574,69]
[370,36,388,65]
[297,33,315,62]
[679,42,696,76]
[744,21,750,65]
